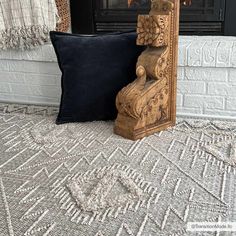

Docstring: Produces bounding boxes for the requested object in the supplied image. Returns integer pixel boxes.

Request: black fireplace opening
[70,0,236,36]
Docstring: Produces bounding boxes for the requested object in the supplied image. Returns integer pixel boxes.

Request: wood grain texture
[114,0,180,140]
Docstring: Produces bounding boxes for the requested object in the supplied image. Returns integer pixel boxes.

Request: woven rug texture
[0,103,236,236]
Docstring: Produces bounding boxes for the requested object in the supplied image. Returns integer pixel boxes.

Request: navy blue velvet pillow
[50,31,144,124]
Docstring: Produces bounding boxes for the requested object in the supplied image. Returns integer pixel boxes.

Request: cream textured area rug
[0,103,236,236]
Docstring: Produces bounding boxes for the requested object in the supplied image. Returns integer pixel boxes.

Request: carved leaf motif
[137,15,169,47]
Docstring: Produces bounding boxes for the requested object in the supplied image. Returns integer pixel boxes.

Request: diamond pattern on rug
[66,167,144,212]
[201,137,236,167]
[0,104,235,236]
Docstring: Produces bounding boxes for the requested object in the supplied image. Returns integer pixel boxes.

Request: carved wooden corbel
[114,0,181,140]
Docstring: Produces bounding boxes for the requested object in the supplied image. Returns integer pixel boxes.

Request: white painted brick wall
[177,36,236,120]
[0,36,236,120]
[0,44,61,105]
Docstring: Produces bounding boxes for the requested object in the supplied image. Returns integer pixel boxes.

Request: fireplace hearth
[70,0,236,36]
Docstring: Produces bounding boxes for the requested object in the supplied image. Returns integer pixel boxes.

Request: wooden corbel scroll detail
[114,0,180,140]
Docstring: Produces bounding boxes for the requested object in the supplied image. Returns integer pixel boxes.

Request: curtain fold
[0,0,58,50]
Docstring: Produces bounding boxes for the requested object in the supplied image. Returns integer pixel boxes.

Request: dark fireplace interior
[70,0,236,36]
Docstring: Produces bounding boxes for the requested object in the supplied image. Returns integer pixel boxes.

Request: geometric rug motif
[201,137,236,167]
[0,103,235,236]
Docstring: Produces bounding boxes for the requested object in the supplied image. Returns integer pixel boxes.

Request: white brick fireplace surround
[0,36,236,120]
